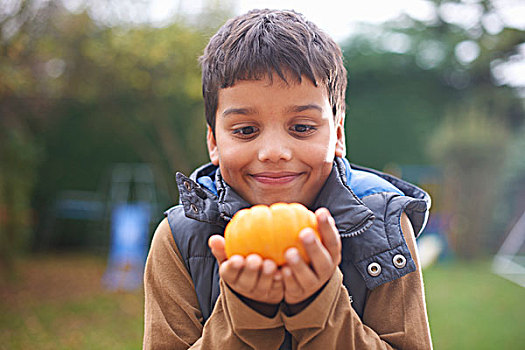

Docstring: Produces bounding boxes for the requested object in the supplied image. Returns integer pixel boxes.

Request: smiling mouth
[250,172,304,185]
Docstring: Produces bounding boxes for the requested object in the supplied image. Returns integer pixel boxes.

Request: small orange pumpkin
[224,203,319,266]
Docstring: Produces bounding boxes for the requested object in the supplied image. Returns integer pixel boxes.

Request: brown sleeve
[143,218,285,350]
[280,212,433,349]
[361,212,433,349]
[143,218,203,349]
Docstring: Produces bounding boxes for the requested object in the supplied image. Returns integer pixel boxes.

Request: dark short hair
[199,9,347,132]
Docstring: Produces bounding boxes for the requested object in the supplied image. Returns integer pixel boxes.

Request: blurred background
[1,0,524,349]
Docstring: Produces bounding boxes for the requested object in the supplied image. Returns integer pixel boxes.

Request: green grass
[0,255,144,350]
[1,255,524,349]
[424,260,525,350]
[1,294,143,350]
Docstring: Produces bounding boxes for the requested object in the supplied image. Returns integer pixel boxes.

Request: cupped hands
[208,207,341,309]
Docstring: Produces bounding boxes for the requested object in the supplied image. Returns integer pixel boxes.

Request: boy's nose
[257,137,292,163]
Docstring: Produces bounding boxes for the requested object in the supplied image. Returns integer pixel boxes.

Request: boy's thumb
[208,235,228,264]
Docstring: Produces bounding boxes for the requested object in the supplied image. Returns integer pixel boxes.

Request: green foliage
[428,105,509,166]
[342,41,452,168]
[0,1,228,253]
[340,1,524,257]
[502,125,525,184]
[0,127,42,273]
[491,125,525,244]
[427,106,508,257]
[341,0,524,168]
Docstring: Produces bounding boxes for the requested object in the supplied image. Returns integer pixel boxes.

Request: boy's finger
[235,254,263,292]
[268,278,284,302]
[284,247,317,288]
[282,265,303,297]
[299,229,334,278]
[273,270,283,282]
[219,255,243,285]
[208,235,228,264]
[257,259,277,294]
[315,208,341,264]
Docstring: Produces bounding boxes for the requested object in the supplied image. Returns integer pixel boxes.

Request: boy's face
[207,72,345,207]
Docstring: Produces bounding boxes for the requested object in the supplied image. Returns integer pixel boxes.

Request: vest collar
[177,158,375,237]
[311,158,374,237]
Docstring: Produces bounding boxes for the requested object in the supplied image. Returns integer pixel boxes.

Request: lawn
[424,260,525,350]
[0,255,144,350]
[1,255,524,349]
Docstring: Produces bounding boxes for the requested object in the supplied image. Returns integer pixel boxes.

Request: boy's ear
[207,125,220,166]
[335,114,346,158]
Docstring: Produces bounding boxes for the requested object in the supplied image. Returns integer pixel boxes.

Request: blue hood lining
[341,158,404,198]
[197,168,218,197]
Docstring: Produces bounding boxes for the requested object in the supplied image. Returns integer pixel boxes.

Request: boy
[143,9,432,349]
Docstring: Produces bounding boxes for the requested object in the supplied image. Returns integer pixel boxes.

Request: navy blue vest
[165,158,430,347]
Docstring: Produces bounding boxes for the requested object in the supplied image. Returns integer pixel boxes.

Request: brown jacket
[143,212,432,349]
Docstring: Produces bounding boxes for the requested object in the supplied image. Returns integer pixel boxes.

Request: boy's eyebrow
[286,104,323,113]
[221,104,323,117]
[221,107,256,117]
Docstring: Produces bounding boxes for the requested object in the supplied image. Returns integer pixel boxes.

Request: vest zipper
[340,213,374,238]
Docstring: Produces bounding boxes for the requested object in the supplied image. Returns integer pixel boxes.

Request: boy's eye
[232,126,258,137]
[291,124,316,133]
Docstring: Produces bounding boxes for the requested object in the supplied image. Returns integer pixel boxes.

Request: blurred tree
[1,0,55,273]
[342,37,453,168]
[342,0,524,168]
[0,127,41,274]
[0,0,232,255]
[491,124,525,250]
[341,0,524,258]
[427,106,508,258]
